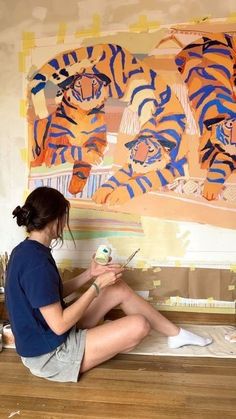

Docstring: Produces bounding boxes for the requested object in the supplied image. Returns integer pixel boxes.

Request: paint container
[3,324,15,348]
[94,245,111,265]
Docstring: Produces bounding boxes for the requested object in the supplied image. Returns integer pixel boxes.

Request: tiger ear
[96,73,111,86]
[125,139,138,150]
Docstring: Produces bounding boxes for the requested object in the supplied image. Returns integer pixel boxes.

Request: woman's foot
[168,328,213,349]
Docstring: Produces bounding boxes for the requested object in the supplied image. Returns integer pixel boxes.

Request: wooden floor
[0,347,236,419]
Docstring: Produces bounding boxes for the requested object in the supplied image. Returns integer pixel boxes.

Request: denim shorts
[21,326,87,382]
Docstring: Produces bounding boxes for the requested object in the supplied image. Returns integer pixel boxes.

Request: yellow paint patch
[18,51,27,73]
[153,280,161,287]
[22,32,36,50]
[175,260,181,267]
[153,267,161,273]
[227,12,236,22]
[57,22,67,44]
[136,260,146,269]
[228,285,235,291]
[230,265,236,273]
[19,99,27,118]
[57,259,73,270]
[189,265,196,271]
[75,14,101,38]
[20,148,28,163]
[129,15,160,33]
[22,189,30,201]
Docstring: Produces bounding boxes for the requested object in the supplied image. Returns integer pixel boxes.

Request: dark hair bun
[12,204,33,227]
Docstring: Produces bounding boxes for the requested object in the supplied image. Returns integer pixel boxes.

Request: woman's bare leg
[80,314,150,373]
[78,280,179,336]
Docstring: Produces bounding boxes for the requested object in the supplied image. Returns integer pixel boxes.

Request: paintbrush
[121,248,140,268]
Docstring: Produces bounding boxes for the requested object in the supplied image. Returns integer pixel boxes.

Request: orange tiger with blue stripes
[92,111,186,205]
[175,33,236,200]
[29,44,186,198]
[30,72,110,194]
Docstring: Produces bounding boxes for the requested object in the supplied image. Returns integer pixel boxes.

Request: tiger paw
[202,181,223,201]
[92,186,114,204]
[106,186,131,205]
[82,148,103,165]
[68,175,87,195]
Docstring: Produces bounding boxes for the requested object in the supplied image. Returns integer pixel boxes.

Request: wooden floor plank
[0,348,236,419]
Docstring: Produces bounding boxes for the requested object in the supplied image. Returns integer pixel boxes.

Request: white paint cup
[94,245,111,265]
[3,324,15,346]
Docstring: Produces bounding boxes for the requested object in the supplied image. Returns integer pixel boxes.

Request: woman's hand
[89,256,122,278]
[94,268,124,291]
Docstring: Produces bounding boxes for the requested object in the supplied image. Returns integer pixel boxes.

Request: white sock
[168,328,213,349]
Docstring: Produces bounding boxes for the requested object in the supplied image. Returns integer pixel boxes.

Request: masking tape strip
[153,280,161,287]
[153,267,161,273]
[18,51,27,73]
[75,14,101,38]
[57,22,67,44]
[20,148,28,163]
[19,99,27,118]
[230,265,236,273]
[22,32,36,50]
[129,15,160,32]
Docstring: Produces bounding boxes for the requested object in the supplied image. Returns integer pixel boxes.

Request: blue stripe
[209,64,231,79]
[208,168,226,176]
[204,47,232,56]
[59,148,66,164]
[109,176,121,186]
[120,165,134,177]
[51,152,57,164]
[33,73,46,81]
[156,171,168,186]
[206,177,225,183]
[126,184,135,198]
[71,51,78,63]
[63,54,70,65]
[87,46,93,58]
[141,176,152,188]
[130,69,156,104]
[101,183,114,190]
[136,178,147,193]
[81,125,106,134]
[48,59,59,70]
[31,82,46,95]
[137,98,155,117]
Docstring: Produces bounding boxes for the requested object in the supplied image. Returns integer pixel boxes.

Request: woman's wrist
[91,282,100,296]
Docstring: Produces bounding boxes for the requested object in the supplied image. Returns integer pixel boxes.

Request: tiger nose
[134,142,149,163]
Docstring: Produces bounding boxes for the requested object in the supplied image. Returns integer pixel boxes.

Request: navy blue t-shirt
[5,239,69,357]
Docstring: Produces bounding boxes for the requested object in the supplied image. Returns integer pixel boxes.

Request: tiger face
[211,117,236,155]
[125,136,171,174]
[63,72,111,111]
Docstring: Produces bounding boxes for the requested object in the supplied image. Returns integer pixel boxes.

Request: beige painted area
[109,217,190,265]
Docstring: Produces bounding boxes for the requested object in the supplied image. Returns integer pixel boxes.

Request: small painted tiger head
[62,72,111,111]
[211,117,236,155]
[125,135,171,174]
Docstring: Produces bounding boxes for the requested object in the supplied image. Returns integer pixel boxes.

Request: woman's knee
[111,279,133,300]
[128,314,151,345]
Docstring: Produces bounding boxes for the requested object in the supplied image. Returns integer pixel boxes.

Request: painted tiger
[30,72,110,194]
[92,112,187,205]
[29,44,186,197]
[175,33,236,200]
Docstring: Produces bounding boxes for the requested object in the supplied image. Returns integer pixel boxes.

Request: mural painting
[27,33,236,227]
